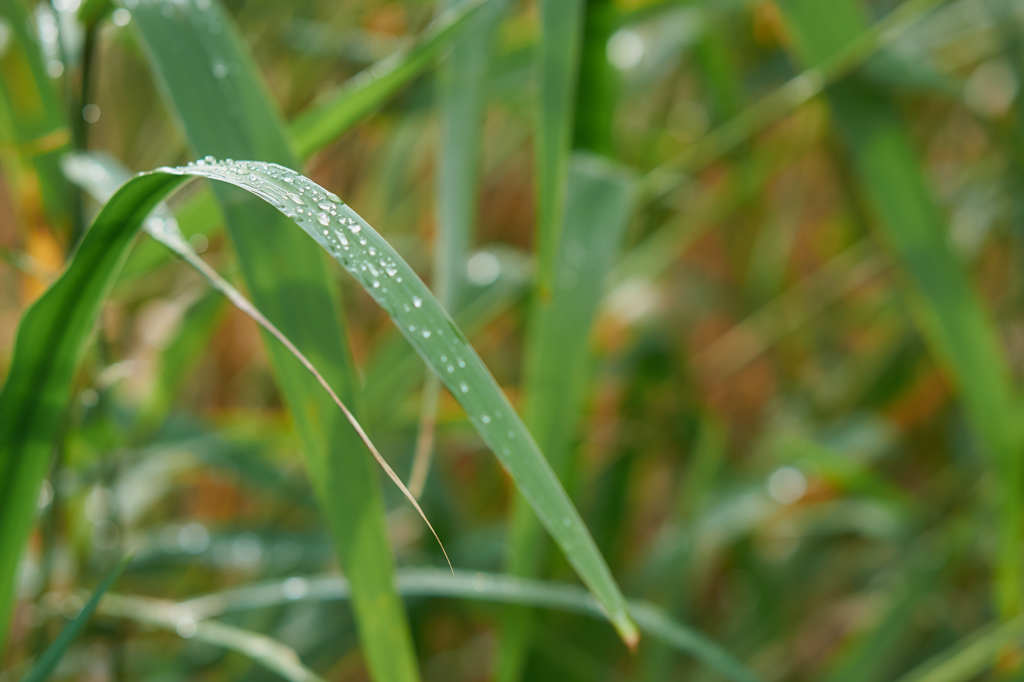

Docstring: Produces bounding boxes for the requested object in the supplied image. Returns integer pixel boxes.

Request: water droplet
[481,415,491,424]
[421,329,431,338]
[412,296,422,308]
[212,60,228,79]
[457,358,466,368]
[349,223,362,233]
[317,212,330,226]
[459,382,469,393]
[282,577,308,600]
[176,616,198,638]
[82,103,101,123]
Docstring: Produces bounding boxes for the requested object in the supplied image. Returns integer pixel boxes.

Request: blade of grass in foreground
[0,158,638,647]
[501,155,635,680]
[63,152,448,564]
[125,1,418,678]
[175,569,759,682]
[778,0,1024,616]
[21,558,126,682]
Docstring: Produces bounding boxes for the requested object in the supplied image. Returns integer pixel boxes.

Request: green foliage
[3,0,1024,679]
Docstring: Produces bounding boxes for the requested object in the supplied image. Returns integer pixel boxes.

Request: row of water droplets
[170,157,517,441]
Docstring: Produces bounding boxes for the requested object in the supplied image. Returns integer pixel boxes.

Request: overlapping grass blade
[64,152,447,559]
[289,0,491,160]
[107,0,493,284]
[125,1,419,679]
[175,568,758,682]
[0,171,181,647]
[501,155,636,679]
[21,558,126,682]
[777,0,1023,614]
[0,158,638,647]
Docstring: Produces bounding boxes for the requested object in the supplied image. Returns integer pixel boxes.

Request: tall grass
[2,0,1024,679]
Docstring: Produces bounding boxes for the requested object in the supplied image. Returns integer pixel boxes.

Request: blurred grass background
[3,0,1024,680]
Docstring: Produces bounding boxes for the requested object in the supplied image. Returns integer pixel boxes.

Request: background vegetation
[2,0,1024,680]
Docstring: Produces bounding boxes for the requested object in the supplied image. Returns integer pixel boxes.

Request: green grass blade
[178,569,759,682]
[895,615,1024,682]
[361,250,530,428]
[0,171,185,647]
[21,558,127,682]
[777,0,1023,614]
[435,0,506,310]
[500,155,636,679]
[289,0,490,160]
[0,157,638,646]
[63,153,442,541]
[122,2,419,679]
[534,0,584,294]
[91,593,325,682]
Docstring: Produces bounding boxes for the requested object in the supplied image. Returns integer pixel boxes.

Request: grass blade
[501,155,636,679]
[533,0,583,293]
[435,0,506,310]
[177,569,759,682]
[778,0,1024,616]
[63,152,451,568]
[895,615,1024,682]
[21,558,127,682]
[0,170,183,647]
[0,157,638,647]
[125,1,419,678]
[87,593,325,682]
[289,0,491,160]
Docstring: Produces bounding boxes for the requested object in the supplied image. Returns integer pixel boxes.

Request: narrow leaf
[21,559,127,682]
[179,569,759,682]
[126,1,419,677]
[289,0,491,160]
[1,157,638,645]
